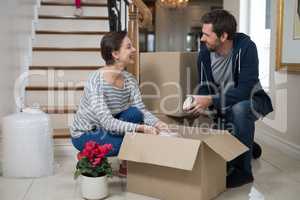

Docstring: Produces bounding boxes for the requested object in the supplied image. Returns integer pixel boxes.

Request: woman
[71,31,167,159]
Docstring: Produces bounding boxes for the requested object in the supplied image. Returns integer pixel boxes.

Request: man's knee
[231,101,251,118]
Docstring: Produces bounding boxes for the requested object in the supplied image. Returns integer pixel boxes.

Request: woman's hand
[154,121,169,132]
[136,125,159,135]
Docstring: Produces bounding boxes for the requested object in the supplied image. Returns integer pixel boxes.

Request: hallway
[1,140,300,200]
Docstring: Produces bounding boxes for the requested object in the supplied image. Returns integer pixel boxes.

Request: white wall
[155,0,223,52]
[255,0,300,158]
[0,0,35,131]
[223,0,240,28]
[248,0,270,89]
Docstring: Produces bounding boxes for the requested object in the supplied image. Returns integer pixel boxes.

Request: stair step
[26,90,83,108]
[29,65,101,70]
[39,5,108,17]
[48,113,75,129]
[27,69,92,86]
[39,15,109,20]
[36,18,109,32]
[33,47,100,51]
[41,2,107,7]
[32,51,105,66]
[53,129,70,138]
[36,30,109,35]
[42,0,107,3]
[43,107,77,114]
[33,34,103,49]
[26,86,84,90]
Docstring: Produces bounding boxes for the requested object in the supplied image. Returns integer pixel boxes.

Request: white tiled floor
[1,141,300,200]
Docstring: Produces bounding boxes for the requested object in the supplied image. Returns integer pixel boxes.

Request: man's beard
[206,38,221,52]
[207,45,216,52]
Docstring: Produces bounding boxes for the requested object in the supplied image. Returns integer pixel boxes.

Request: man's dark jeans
[215,100,260,174]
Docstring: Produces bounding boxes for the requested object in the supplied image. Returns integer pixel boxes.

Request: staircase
[26,0,110,138]
[25,0,150,138]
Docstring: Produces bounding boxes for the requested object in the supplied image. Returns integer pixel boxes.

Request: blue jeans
[71,106,144,156]
[215,100,259,174]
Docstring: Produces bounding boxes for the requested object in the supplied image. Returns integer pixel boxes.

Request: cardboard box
[140,52,198,116]
[155,113,213,128]
[118,126,248,200]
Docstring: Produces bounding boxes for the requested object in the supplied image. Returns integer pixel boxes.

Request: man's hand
[188,95,213,116]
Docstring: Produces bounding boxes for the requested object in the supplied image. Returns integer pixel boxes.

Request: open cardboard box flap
[176,126,249,162]
[118,127,249,171]
[118,133,201,171]
[202,132,249,161]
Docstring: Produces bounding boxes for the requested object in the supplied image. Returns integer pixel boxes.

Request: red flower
[74,141,114,179]
[76,141,113,166]
[92,157,102,167]
[77,148,91,160]
[77,152,84,160]
[98,144,113,155]
[85,141,96,151]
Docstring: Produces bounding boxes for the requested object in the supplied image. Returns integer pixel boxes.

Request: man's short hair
[201,9,237,40]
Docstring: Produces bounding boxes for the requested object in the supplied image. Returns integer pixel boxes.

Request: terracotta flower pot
[81,175,108,200]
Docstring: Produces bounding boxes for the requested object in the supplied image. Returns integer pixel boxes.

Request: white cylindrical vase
[81,175,108,200]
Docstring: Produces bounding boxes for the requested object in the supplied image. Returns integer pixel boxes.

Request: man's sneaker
[226,168,254,188]
[253,141,262,159]
[118,163,127,177]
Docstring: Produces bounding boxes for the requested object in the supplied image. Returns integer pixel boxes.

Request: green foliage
[74,157,113,180]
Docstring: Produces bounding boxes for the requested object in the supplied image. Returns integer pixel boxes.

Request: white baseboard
[53,139,78,158]
[255,125,300,160]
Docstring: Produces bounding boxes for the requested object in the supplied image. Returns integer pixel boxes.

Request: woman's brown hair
[100,31,127,65]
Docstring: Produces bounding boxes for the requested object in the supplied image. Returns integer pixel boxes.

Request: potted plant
[74,141,113,200]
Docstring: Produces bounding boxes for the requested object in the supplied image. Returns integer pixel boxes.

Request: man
[189,10,273,188]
